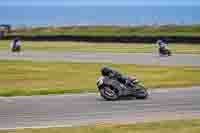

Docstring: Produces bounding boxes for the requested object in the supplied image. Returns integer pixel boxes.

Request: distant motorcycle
[156,40,172,56]
[97,67,149,100]
[11,38,21,53]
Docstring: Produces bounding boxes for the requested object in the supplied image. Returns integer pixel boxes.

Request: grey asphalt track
[0,86,200,129]
[0,51,200,129]
[0,51,200,66]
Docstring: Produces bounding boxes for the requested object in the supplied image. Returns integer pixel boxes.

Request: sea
[0,5,200,27]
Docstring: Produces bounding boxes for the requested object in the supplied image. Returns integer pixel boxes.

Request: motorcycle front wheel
[134,84,149,99]
[99,86,119,101]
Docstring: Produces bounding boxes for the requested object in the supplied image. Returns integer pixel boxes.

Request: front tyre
[99,86,119,101]
[134,84,149,99]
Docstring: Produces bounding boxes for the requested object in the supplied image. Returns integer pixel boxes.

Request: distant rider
[156,39,169,54]
[10,37,21,52]
[157,39,167,49]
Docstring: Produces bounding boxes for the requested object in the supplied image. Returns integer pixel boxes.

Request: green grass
[2,119,200,133]
[0,60,199,96]
[1,41,200,54]
[9,25,200,37]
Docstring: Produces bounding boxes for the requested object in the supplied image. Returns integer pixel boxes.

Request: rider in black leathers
[156,39,171,55]
[101,67,135,87]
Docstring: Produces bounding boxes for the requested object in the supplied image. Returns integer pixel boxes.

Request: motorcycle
[159,47,172,56]
[96,70,149,100]
[11,38,21,53]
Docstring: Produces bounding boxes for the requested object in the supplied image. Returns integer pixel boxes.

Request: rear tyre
[99,86,119,101]
[12,46,21,53]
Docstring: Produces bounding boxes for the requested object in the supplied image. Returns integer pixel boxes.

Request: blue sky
[1,0,200,6]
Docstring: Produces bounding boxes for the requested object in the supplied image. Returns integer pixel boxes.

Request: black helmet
[157,40,163,45]
[14,37,20,43]
[101,66,113,76]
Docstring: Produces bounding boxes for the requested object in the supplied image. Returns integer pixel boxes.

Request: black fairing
[98,76,138,97]
[159,48,171,56]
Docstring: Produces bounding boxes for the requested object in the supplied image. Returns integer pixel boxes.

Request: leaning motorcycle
[97,75,149,101]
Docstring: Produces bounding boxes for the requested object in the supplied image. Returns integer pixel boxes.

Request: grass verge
[1,119,200,133]
[0,60,199,96]
[1,41,200,54]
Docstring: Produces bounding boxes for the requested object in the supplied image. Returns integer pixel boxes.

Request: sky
[0,0,200,6]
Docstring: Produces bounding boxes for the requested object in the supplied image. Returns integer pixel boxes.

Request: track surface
[0,51,200,66]
[0,87,200,129]
[0,51,200,129]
